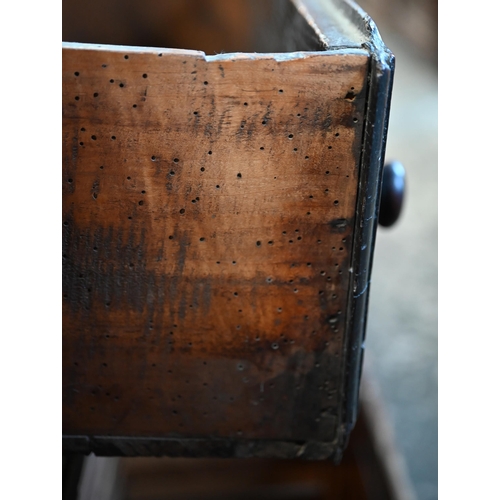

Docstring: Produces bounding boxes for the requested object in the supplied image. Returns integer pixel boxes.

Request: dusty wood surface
[62,44,369,446]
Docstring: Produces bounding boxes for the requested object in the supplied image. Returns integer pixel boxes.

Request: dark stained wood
[78,385,412,500]
[62,0,395,460]
[63,44,368,441]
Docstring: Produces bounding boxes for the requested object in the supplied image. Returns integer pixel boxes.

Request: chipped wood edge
[62,435,339,461]
[61,41,368,61]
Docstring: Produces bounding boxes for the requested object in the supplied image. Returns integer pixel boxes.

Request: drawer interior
[62,0,323,54]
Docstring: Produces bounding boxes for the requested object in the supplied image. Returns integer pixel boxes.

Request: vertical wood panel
[63,45,369,444]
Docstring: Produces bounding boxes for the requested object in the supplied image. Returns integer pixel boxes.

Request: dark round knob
[379,160,405,227]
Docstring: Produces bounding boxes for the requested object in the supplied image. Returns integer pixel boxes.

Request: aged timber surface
[62,46,368,444]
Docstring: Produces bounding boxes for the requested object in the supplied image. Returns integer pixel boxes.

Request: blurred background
[63,0,437,498]
[357,0,438,498]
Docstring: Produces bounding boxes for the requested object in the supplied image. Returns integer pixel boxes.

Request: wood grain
[62,44,369,445]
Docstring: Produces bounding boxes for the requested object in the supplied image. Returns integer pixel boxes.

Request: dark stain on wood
[62,45,369,446]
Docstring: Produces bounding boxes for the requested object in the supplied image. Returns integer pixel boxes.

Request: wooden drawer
[62,0,394,462]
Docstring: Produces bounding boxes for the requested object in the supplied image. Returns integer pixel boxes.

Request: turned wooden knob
[379,160,405,227]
